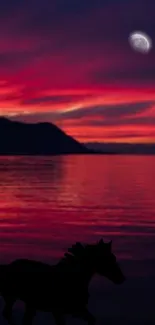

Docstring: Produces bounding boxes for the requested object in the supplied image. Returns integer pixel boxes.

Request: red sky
[0,0,155,143]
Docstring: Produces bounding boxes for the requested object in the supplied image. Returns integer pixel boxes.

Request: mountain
[85,142,155,154]
[2,117,154,155]
[0,117,90,155]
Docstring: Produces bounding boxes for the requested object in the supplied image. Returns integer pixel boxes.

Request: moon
[129,31,152,54]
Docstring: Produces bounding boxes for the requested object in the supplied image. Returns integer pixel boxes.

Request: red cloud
[0,0,154,142]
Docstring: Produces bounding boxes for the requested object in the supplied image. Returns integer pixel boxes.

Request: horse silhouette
[0,239,125,325]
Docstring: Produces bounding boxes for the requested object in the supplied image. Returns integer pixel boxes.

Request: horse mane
[57,242,88,267]
[56,239,111,268]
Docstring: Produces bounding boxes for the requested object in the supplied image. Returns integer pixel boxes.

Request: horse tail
[0,265,6,295]
[0,264,7,272]
[0,265,8,284]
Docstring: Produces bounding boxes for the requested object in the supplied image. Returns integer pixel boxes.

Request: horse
[0,239,125,325]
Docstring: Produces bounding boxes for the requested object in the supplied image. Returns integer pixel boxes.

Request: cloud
[58,101,154,120]
[92,66,155,86]
[0,0,154,142]
[9,100,154,122]
[82,116,155,127]
[22,94,94,105]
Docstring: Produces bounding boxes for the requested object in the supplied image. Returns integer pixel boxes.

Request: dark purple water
[0,155,155,324]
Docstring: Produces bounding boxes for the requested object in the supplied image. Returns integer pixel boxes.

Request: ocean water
[0,155,155,324]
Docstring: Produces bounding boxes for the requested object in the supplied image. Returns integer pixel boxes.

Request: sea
[0,155,155,325]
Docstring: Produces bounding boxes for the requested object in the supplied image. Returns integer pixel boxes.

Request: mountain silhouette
[0,117,90,155]
[85,142,155,155]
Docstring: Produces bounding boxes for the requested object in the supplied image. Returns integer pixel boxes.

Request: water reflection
[0,155,155,279]
[0,156,65,208]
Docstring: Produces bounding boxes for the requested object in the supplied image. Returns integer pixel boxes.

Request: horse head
[62,239,125,285]
[90,239,125,284]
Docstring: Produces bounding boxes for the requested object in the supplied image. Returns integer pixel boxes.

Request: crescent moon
[129,31,152,53]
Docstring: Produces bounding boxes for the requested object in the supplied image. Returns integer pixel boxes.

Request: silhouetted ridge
[85,142,155,154]
[0,117,89,155]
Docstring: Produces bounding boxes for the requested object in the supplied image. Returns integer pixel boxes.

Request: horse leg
[2,295,16,324]
[77,307,96,325]
[87,312,96,325]
[22,304,36,325]
[52,310,65,325]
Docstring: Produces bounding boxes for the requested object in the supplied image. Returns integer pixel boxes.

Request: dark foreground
[0,277,155,325]
[0,155,155,324]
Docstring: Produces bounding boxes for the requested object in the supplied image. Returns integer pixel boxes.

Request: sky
[0,0,155,143]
